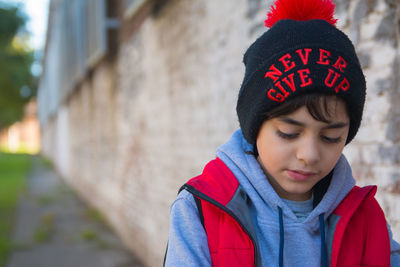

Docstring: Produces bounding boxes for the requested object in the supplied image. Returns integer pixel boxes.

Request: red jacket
[182,158,391,267]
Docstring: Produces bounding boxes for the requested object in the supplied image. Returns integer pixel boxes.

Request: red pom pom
[264,0,337,28]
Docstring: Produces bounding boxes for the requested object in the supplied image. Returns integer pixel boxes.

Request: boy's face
[256,97,350,201]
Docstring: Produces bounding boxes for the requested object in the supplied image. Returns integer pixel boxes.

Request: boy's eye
[277,130,343,144]
[276,130,299,140]
[321,136,342,144]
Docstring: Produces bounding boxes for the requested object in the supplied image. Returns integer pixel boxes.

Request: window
[85,0,107,68]
[38,0,110,125]
[124,0,148,19]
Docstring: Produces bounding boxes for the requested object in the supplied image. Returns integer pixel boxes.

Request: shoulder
[171,189,198,213]
[334,185,387,233]
[353,185,384,219]
[185,158,240,204]
[335,185,379,216]
[168,189,204,239]
[166,190,212,266]
[341,186,389,244]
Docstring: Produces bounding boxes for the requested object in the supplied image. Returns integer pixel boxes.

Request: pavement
[6,156,144,267]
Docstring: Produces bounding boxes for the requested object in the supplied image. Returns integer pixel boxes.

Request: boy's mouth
[286,169,318,181]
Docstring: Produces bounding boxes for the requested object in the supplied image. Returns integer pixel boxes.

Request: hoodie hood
[216,129,356,232]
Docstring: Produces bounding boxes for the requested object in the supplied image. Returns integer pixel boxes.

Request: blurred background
[0,0,400,266]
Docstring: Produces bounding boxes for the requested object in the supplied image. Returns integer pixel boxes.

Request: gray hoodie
[165,129,400,266]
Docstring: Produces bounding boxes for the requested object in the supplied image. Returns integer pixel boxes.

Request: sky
[8,0,50,51]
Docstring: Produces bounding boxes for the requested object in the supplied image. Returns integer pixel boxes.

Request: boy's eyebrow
[278,117,349,129]
[278,117,305,126]
[323,122,349,129]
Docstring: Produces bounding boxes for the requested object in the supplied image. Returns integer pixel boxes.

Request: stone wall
[41,0,400,266]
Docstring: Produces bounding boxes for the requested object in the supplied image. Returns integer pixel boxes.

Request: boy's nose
[296,137,320,166]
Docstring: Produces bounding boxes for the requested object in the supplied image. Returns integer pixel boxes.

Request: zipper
[183,184,260,267]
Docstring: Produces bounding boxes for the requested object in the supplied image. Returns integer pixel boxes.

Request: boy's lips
[286,169,318,181]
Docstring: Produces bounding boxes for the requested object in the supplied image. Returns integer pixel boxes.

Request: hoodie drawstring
[278,208,328,267]
[319,214,328,267]
[278,207,284,267]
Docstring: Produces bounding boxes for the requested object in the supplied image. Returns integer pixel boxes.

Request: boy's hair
[263,92,350,124]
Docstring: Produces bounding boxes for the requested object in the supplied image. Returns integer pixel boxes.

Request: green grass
[84,207,107,225]
[0,143,39,155]
[80,208,112,249]
[38,155,53,169]
[33,213,55,244]
[80,228,109,249]
[0,153,31,267]
[36,195,54,205]
[80,229,98,241]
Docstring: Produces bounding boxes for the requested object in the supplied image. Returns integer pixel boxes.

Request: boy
[164,0,400,266]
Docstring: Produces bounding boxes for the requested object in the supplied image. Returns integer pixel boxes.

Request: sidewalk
[6,156,144,267]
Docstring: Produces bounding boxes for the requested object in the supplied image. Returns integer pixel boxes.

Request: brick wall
[340,0,400,240]
[42,0,400,266]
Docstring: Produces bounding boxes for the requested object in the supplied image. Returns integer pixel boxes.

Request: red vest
[183,158,391,267]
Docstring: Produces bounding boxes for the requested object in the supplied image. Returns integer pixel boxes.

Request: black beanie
[236,0,366,145]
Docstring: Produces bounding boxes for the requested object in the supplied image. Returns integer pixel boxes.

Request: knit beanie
[236,0,366,145]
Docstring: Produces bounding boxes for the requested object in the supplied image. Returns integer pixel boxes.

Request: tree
[0,3,35,130]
